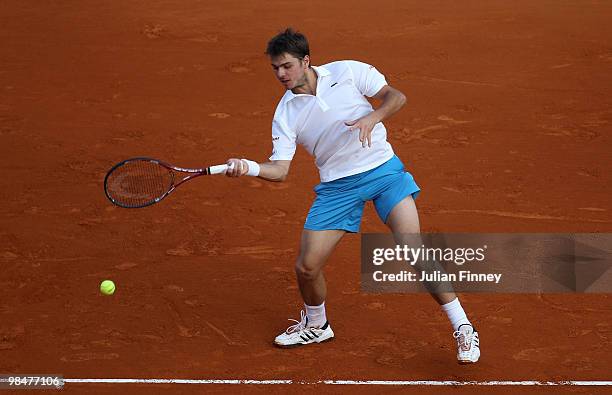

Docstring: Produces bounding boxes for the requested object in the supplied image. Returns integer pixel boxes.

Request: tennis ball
[100,280,116,295]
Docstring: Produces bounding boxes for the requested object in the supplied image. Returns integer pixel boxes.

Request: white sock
[441,297,470,331]
[304,301,326,328]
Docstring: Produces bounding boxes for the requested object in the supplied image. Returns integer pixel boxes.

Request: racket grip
[209,163,235,175]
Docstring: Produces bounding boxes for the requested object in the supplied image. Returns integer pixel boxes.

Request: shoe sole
[273,336,335,349]
[458,353,480,364]
[458,359,478,365]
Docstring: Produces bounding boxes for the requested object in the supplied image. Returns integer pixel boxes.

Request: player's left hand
[345,113,380,148]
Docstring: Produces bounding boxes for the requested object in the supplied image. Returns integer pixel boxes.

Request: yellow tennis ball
[100,280,116,295]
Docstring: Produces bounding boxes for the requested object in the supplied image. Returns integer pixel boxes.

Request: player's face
[270,53,309,90]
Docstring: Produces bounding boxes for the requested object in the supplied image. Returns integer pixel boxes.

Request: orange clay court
[0,1,611,394]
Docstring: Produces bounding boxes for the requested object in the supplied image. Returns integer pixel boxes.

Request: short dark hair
[265,28,310,59]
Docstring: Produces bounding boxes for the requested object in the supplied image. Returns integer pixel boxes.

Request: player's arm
[345,85,406,147]
[370,85,407,123]
[259,160,291,181]
[225,158,291,182]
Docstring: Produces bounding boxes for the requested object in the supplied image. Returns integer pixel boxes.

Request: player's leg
[384,196,480,364]
[275,176,363,348]
[386,195,480,364]
[368,156,480,363]
[273,229,344,348]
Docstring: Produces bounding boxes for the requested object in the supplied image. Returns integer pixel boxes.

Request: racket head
[104,158,175,208]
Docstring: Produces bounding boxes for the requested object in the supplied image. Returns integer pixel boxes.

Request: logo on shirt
[272,136,280,141]
[330,82,338,87]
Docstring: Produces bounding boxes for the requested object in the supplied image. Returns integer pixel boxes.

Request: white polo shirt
[269,60,395,182]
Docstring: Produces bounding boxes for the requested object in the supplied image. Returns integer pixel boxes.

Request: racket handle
[208,163,235,175]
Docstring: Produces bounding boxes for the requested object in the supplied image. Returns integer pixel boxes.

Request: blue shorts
[304,155,420,233]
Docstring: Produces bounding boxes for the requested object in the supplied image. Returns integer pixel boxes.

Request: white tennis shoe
[274,310,334,348]
[454,323,480,364]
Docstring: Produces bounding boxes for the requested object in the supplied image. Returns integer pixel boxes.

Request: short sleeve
[269,117,297,161]
[346,60,388,97]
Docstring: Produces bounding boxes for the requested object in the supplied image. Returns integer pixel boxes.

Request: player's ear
[303,55,310,68]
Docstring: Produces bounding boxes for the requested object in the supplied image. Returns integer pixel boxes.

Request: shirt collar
[283,65,331,102]
[312,65,331,78]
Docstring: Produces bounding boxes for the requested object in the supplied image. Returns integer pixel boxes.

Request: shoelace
[453,328,472,350]
[285,310,308,334]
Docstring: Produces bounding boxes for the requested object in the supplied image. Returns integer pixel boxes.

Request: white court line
[59,379,612,386]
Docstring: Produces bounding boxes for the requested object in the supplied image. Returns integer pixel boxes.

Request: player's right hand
[225,158,248,177]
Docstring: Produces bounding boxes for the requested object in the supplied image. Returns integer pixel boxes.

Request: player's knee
[295,256,322,281]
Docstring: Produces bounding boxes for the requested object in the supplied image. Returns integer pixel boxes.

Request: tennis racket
[104,157,233,208]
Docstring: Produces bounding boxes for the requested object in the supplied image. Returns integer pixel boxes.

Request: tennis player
[226,28,479,364]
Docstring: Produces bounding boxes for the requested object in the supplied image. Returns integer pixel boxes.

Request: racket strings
[105,160,174,208]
